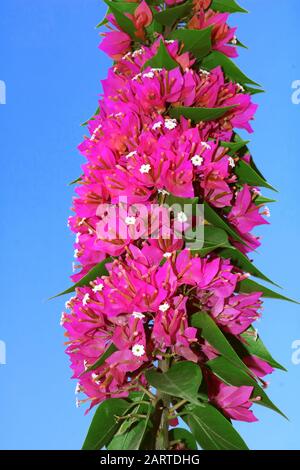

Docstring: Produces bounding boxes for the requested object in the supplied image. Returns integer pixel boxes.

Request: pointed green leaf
[241,327,287,371]
[145,361,202,404]
[169,105,234,122]
[254,196,276,205]
[202,51,260,87]
[187,403,249,450]
[82,398,132,450]
[154,0,193,26]
[188,225,231,256]
[144,40,179,71]
[191,311,250,373]
[204,201,246,244]
[81,106,100,126]
[237,279,299,304]
[83,343,118,375]
[108,406,152,450]
[103,0,136,39]
[169,428,198,450]
[168,27,212,59]
[206,356,287,418]
[211,0,248,14]
[220,139,249,154]
[68,176,82,186]
[50,257,112,299]
[165,193,199,208]
[219,247,279,286]
[235,160,277,192]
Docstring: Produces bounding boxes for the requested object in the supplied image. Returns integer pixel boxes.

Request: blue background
[0,0,299,450]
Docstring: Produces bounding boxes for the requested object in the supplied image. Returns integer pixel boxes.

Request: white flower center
[82,293,90,306]
[93,283,104,293]
[132,344,145,357]
[164,118,177,130]
[191,154,203,167]
[139,163,151,174]
[228,156,235,168]
[132,311,145,319]
[159,302,170,312]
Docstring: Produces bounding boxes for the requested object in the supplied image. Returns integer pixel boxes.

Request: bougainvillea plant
[57,0,296,450]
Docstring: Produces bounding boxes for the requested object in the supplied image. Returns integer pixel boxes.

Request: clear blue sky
[0,0,300,450]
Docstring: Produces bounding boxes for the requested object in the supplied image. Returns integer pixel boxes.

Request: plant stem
[155,358,170,450]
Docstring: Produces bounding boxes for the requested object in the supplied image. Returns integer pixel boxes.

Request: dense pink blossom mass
[62,0,276,436]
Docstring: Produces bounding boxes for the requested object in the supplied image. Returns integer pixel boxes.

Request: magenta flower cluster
[62,0,274,426]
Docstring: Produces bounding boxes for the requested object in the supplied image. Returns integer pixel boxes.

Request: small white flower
[84,360,89,371]
[132,48,143,57]
[93,283,104,293]
[126,150,137,159]
[132,73,142,81]
[159,302,170,312]
[132,344,145,357]
[75,233,80,243]
[177,211,188,223]
[74,249,79,258]
[199,68,210,76]
[163,252,172,258]
[132,311,145,319]
[139,163,151,174]
[231,36,237,45]
[191,154,203,167]
[158,188,170,195]
[143,71,154,79]
[60,312,66,326]
[164,118,177,130]
[201,141,211,150]
[228,156,235,168]
[263,206,271,217]
[75,383,81,395]
[82,293,90,306]
[151,67,162,72]
[236,83,245,93]
[152,121,163,131]
[92,372,99,382]
[125,216,136,225]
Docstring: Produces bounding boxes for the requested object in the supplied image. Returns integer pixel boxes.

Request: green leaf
[96,9,109,28]
[204,201,245,245]
[68,176,82,186]
[82,398,132,450]
[220,139,249,154]
[237,279,299,304]
[219,247,279,286]
[165,193,199,209]
[254,196,276,205]
[144,40,179,71]
[241,327,287,371]
[103,0,136,39]
[202,51,260,87]
[108,408,152,450]
[211,0,248,13]
[50,257,112,299]
[191,311,250,373]
[168,27,212,59]
[235,160,277,192]
[169,105,234,122]
[154,0,193,26]
[187,403,249,450]
[83,343,118,374]
[187,225,231,256]
[206,356,287,418]
[169,428,198,450]
[145,361,202,404]
[81,106,100,126]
